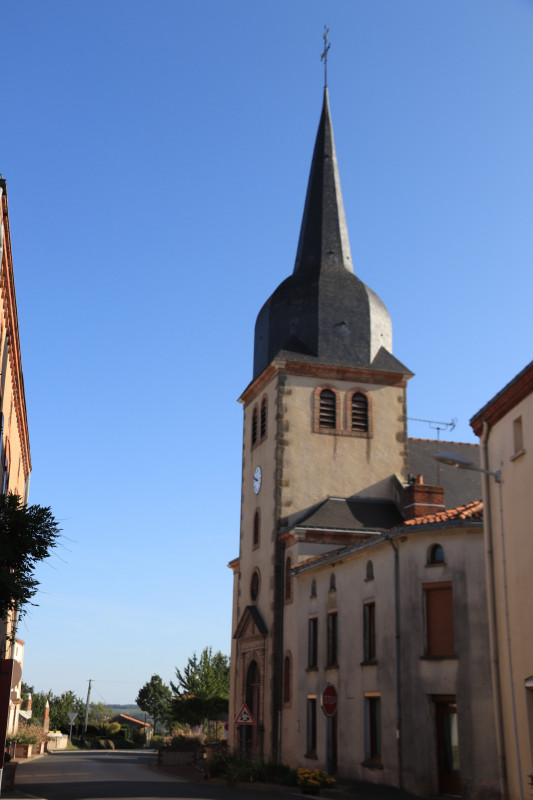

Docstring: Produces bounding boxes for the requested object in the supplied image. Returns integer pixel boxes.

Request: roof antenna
[408,416,456,442]
[321,25,330,88]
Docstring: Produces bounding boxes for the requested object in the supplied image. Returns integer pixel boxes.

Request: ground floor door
[434,696,461,795]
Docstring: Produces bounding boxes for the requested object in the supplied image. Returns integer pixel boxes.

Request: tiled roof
[112,713,151,727]
[403,499,483,527]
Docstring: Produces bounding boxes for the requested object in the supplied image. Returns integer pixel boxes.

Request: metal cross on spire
[321,25,331,88]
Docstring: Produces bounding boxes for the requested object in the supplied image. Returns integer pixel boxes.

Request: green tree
[0,493,61,625]
[169,647,230,727]
[136,674,171,733]
[23,689,85,732]
[88,701,113,726]
[49,691,85,731]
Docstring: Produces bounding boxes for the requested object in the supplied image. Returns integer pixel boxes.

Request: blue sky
[2,0,533,704]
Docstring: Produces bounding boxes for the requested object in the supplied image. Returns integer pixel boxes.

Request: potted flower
[296,768,335,795]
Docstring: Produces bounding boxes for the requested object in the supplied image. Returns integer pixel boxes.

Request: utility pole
[83,680,92,741]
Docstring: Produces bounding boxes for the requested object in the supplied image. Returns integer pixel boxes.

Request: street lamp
[433,451,502,483]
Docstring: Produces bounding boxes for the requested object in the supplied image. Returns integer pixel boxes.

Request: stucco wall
[282,526,499,799]
[486,392,533,799]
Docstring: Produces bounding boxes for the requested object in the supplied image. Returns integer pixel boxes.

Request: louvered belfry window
[319,389,336,429]
[260,397,267,440]
[351,392,368,432]
[251,407,258,446]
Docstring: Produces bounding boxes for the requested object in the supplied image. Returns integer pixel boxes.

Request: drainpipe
[480,420,510,800]
[386,534,403,789]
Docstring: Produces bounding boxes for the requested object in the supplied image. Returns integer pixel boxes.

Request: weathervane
[321,25,331,88]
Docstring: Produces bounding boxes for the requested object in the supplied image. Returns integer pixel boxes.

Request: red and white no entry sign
[322,683,337,717]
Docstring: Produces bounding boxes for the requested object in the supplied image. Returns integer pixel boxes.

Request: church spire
[252,90,408,382]
[293,87,353,278]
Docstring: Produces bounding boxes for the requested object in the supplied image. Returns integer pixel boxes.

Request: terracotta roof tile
[403,499,483,527]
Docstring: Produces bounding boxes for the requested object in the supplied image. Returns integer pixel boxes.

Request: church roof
[253,89,410,381]
[288,496,404,533]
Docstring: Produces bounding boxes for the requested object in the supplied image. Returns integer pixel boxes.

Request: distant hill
[109,704,152,723]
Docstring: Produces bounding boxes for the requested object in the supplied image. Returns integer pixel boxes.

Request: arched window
[283,654,292,705]
[319,389,336,429]
[251,570,260,602]
[251,407,258,447]
[366,561,374,581]
[428,544,445,565]
[260,397,267,440]
[351,392,368,432]
[285,556,293,602]
[329,573,336,591]
[253,509,260,548]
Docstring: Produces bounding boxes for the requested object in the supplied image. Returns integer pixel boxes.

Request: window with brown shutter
[424,582,455,657]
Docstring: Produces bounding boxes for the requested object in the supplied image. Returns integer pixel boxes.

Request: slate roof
[289,496,404,533]
[253,89,410,381]
[408,438,481,508]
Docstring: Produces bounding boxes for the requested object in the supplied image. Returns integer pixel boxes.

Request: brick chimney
[404,475,445,520]
[26,693,32,712]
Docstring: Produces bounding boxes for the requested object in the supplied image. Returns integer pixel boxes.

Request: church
[228,89,500,798]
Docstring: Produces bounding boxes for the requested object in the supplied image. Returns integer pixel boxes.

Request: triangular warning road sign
[235,703,255,725]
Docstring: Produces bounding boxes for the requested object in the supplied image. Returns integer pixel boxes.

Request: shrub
[296,768,335,791]
[168,734,203,750]
[6,723,47,745]
[204,752,297,786]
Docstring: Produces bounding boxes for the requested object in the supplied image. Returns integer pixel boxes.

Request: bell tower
[228,88,412,760]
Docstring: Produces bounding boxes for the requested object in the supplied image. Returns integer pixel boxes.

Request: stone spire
[293,87,353,278]
[253,91,409,381]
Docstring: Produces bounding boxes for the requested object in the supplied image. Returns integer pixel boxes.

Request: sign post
[67,711,77,744]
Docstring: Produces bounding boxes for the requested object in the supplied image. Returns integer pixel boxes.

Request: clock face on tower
[253,466,262,495]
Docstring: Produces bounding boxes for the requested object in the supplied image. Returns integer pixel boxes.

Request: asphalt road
[12,750,297,800]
